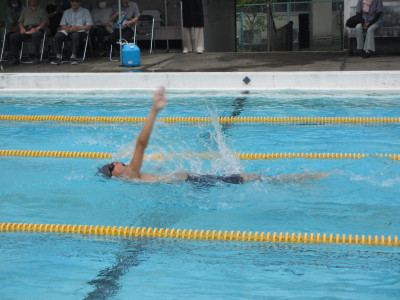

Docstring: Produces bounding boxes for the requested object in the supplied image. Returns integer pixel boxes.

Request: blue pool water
[0,89,400,299]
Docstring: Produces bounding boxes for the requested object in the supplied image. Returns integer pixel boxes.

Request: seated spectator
[91,0,113,57]
[355,0,384,58]
[8,0,48,65]
[3,0,25,61]
[46,0,64,38]
[51,0,93,65]
[108,0,139,54]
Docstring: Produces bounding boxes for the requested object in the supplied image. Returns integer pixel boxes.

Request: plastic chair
[19,31,47,63]
[135,15,155,54]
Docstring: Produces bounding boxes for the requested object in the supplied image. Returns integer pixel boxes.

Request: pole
[164,0,170,52]
[118,0,122,63]
[241,12,244,52]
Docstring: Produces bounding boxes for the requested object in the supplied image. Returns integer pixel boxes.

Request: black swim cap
[98,163,114,177]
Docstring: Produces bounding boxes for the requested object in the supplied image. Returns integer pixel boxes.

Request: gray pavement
[1,51,400,73]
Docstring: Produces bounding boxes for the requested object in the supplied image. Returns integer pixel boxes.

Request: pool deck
[1,51,400,90]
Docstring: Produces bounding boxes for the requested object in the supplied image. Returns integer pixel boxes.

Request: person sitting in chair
[90,0,113,57]
[3,0,25,61]
[108,0,139,56]
[8,0,48,65]
[354,0,384,58]
[51,0,93,65]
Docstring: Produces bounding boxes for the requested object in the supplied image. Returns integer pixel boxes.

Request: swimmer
[99,87,329,184]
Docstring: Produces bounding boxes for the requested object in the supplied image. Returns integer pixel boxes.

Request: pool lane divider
[1,223,398,248]
[0,150,399,161]
[0,150,113,159]
[1,115,399,124]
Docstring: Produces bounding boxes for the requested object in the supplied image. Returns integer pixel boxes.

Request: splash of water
[206,106,244,176]
[110,105,244,176]
[349,170,400,188]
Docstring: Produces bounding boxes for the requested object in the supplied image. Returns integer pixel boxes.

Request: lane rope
[0,149,399,161]
[1,223,398,248]
[1,115,399,124]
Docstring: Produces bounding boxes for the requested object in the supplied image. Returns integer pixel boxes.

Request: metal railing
[236,0,344,52]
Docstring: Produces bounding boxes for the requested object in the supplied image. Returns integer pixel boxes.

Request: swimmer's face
[110,161,127,177]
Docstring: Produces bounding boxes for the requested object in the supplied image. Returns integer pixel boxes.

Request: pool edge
[1,71,400,90]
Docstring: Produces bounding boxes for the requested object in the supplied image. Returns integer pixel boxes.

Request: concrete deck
[1,51,400,73]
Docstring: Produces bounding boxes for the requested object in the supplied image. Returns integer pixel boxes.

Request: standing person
[46,0,64,38]
[8,0,48,65]
[355,0,384,58]
[91,0,113,57]
[181,0,204,54]
[51,0,93,65]
[108,0,140,55]
[4,0,25,61]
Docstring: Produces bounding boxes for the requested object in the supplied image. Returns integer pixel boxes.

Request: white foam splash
[112,105,245,176]
[207,107,244,175]
[349,170,400,188]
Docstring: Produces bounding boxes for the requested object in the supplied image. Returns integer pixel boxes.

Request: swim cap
[98,163,114,177]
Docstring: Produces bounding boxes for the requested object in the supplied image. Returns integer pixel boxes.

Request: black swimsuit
[185,174,244,184]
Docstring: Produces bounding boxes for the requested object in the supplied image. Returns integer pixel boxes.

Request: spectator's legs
[9,32,24,58]
[355,23,364,51]
[90,27,98,52]
[193,27,204,53]
[69,31,85,58]
[54,31,67,57]
[5,32,14,53]
[364,23,380,52]
[97,26,109,54]
[121,28,134,44]
[91,26,109,55]
[10,32,43,58]
[182,27,192,53]
[108,29,118,46]
[30,30,45,56]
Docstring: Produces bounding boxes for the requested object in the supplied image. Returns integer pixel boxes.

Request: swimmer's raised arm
[123,87,168,179]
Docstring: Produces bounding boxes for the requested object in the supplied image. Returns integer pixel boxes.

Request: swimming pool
[1,89,399,299]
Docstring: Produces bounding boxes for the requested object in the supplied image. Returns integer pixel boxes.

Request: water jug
[122,44,141,67]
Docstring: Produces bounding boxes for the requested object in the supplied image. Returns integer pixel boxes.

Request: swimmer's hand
[152,87,168,112]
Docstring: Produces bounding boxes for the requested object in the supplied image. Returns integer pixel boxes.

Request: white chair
[0,22,7,62]
[135,15,155,54]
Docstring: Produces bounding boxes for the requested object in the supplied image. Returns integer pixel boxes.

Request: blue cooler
[122,44,141,67]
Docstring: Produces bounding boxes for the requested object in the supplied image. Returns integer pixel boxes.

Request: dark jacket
[182,0,204,28]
